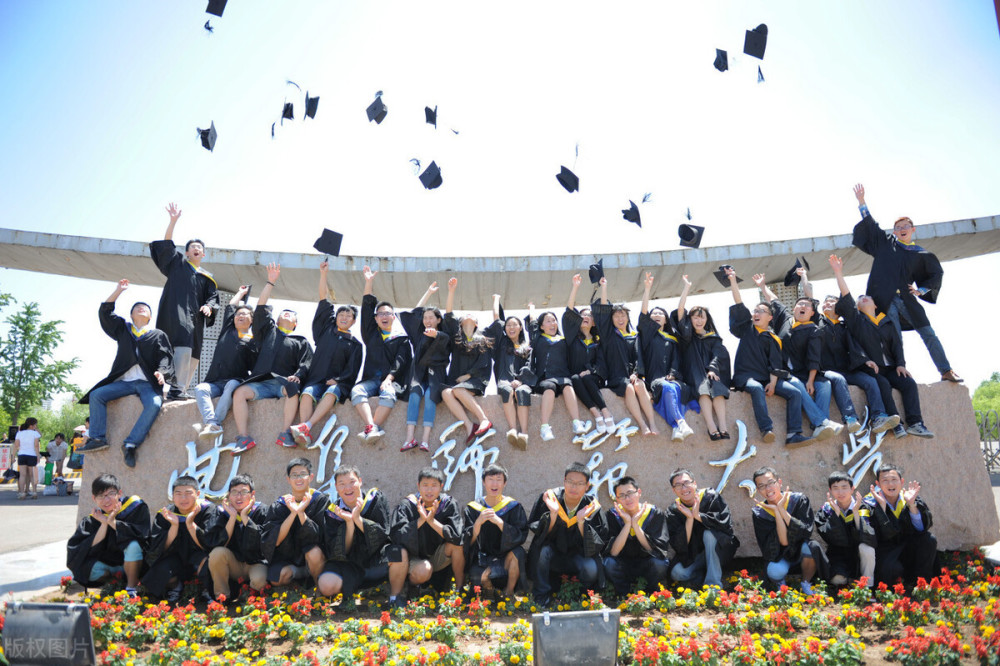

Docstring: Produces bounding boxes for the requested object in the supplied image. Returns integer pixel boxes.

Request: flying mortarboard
[678,224,705,249]
[204,20,214,33]
[205,0,227,17]
[757,66,765,83]
[744,24,768,60]
[686,207,692,220]
[419,161,442,189]
[713,265,742,287]
[313,228,344,257]
[783,257,811,287]
[367,92,387,124]
[282,102,294,124]
[714,49,728,72]
[556,166,579,193]
[588,259,604,284]
[304,92,319,119]
[425,105,437,128]
[198,122,217,151]
[622,201,641,227]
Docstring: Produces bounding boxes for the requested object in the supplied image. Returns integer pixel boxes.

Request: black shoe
[200,589,214,603]
[165,389,191,402]
[122,444,137,468]
[166,584,183,603]
[76,438,109,453]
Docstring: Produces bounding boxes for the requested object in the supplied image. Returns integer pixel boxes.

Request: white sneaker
[812,422,836,440]
[595,418,607,434]
[506,429,518,446]
[199,423,223,442]
[540,424,555,442]
[604,416,618,432]
[826,419,845,435]
[572,419,588,435]
[675,420,694,441]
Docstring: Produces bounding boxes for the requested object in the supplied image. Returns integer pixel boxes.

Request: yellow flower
[511,656,520,664]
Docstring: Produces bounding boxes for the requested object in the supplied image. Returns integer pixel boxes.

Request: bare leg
[455,388,488,428]
[623,384,650,434]
[699,395,718,433]
[389,550,410,596]
[501,398,517,431]
[635,382,659,435]
[714,396,729,433]
[124,560,141,588]
[421,425,433,444]
[517,405,531,434]
[355,401,375,427]
[801,557,817,583]
[561,387,581,420]
[305,546,325,584]
[442,388,474,432]
[233,386,254,437]
[405,423,416,441]
[540,390,555,424]
[503,550,520,596]
[373,405,392,427]
[282,395,298,430]
[447,543,465,589]
[298,394,316,423]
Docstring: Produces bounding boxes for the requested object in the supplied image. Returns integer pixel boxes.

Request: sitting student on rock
[441,278,496,445]
[318,466,391,599]
[144,475,226,602]
[665,469,739,589]
[262,458,329,589]
[527,462,607,609]
[484,295,535,449]
[388,467,465,607]
[602,476,670,596]
[463,463,528,599]
[398,282,450,453]
[207,474,269,600]
[859,462,938,588]
[751,466,818,594]
[67,473,150,598]
[815,471,876,589]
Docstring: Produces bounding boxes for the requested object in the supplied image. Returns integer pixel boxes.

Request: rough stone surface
[78,382,998,557]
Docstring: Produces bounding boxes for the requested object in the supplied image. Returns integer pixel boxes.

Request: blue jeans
[766,541,812,584]
[742,377,802,435]
[786,376,830,428]
[842,370,886,417]
[532,545,601,600]
[887,295,951,374]
[406,383,437,427]
[670,530,724,588]
[823,371,858,420]
[350,378,398,408]
[603,555,669,594]
[194,379,241,426]
[88,540,144,581]
[301,383,347,403]
[89,380,163,447]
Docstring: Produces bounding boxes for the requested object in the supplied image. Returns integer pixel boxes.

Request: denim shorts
[247,377,286,400]
[302,383,347,402]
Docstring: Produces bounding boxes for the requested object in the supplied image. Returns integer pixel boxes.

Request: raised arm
[727,268,742,304]
[258,263,280,307]
[599,276,608,305]
[318,261,330,301]
[676,274,691,318]
[641,272,653,315]
[164,203,181,241]
[799,267,813,300]
[105,279,129,303]
[829,255,849,297]
[567,273,582,310]
[362,265,377,297]
[229,284,250,306]
[753,273,777,303]
[853,183,866,208]
[445,278,457,314]
[416,281,439,308]
[492,294,501,322]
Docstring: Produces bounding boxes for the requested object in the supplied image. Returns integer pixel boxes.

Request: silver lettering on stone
[431,421,499,498]
[841,408,885,487]
[707,420,755,494]
[572,418,639,451]
[308,413,348,494]
[168,438,241,500]
[583,451,628,499]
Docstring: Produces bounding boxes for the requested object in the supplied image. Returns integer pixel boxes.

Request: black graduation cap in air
[588,259,604,284]
[622,201,641,227]
[419,161,442,189]
[744,24,768,60]
[313,228,344,257]
[678,224,705,249]
[556,166,579,193]
[713,265,743,287]
[198,122,217,151]
[205,0,227,17]
[714,49,728,72]
[758,66,765,83]
[304,92,319,120]
[367,93,387,124]
[783,257,811,287]
[425,105,437,128]
[282,102,294,124]
[686,207,692,220]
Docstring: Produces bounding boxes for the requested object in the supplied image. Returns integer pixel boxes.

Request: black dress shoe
[122,444,137,468]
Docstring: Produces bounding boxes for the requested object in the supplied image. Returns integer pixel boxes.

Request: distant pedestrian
[15,417,41,500]
[49,433,69,477]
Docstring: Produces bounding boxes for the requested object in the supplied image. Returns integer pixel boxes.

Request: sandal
[473,420,493,436]
[400,439,419,452]
[709,431,723,441]
[419,441,430,452]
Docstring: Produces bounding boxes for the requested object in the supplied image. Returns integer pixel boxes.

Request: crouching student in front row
[262,458,329,589]
[463,463,528,599]
[527,462,607,609]
[67,473,150,598]
[815,471,876,588]
[208,474,269,600]
[318,466,391,599]
[143,475,225,602]
[665,469,739,589]
[388,467,465,607]
[751,466,818,594]
[603,476,670,596]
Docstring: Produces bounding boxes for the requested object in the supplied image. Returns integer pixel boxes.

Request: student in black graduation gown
[565,274,616,435]
[665,469,739,589]
[230,263,315,453]
[462,464,528,598]
[441,278,495,444]
[726,267,811,446]
[858,463,938,587]
[484,295,535,450]
[829,255,934,439]
[143,475,226,602]
[526,305,585,442]
[815,471,876,588]
[639,272,695,442]
[674,275,732,440]
[207,474,269,599]
[262,457,330,588]
[289,261,363,447]
[67,473,150,597]
[193,285,257,442]
[751,466,818,593]
[852,184,961,383]
[399,282,450,453]
[318,466,391,598]
[592,277,658,437]
[76,279,173,469]
[527,462,607,608]
[602,476,670,596]
[388,467,465,606]
[351,265,413,443]
[151,203,219,397]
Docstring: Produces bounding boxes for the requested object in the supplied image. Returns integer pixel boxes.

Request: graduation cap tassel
[758,66,765,83]
[641,192,652,203]
[573,142,580,169]
[204,20,214,33]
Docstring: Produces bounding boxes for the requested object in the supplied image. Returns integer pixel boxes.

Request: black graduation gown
[816,315,868,374]
[80,302,174,404]
[853,213,943,330]
[301,300,363,397]
[603,504,670,561]
[729,303,787,388]
[149,240,219,354]
[390,493,463,560]
[242,304,314,397]
[525,315,573,384]
[443,313,493,393]
[859,493,937,584]
[859,494,933,550]
[770,301,825,384]
[359,294,412,399]
[323,488,391,569]
[815,500,876,580]
[484,320,536,386]
[673,311,732,390]
[203,304,257,384]
[143,500,227,596]
[664,489,740,567]
[591,303,644,389]
[562,308,606,379]
[526,488,607,575]
[67,495,150,585]
[220,501,269,564]
[262,489,330,565]
[399,309,450,396]
[835,294,905,369]
[462,496,528,570]
[752,492,814,563]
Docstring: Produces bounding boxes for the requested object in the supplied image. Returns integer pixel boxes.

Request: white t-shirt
[49,440,69,461]
[15,429,41,457]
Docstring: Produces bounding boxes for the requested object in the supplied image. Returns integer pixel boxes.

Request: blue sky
[1,0,999,397]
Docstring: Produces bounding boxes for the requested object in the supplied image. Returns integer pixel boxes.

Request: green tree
[33,400,89,444]
[0,297,80,427]
[973,372,1000,432]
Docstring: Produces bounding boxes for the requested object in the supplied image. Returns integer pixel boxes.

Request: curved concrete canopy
[2,215,998,308]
